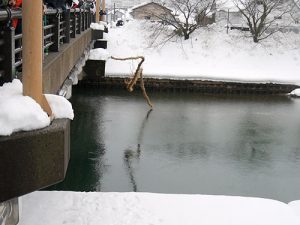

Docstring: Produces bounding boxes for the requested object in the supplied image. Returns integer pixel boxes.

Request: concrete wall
[0,119,70,203]
[80,76,300,95]
[43,29,92,94]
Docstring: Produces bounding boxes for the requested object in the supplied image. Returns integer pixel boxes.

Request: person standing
[8,0,22,33]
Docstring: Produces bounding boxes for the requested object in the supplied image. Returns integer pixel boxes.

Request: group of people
[43,0,96,12]
[0,0,23,33]
[0,0,98,33]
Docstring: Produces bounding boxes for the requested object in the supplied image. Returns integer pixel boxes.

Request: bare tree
[144,0,216,40]
[234,0,295,42]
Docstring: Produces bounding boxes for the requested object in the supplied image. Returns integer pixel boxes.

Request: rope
[111,56,153,108]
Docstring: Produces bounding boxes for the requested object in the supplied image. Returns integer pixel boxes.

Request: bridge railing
[0,8,95,85]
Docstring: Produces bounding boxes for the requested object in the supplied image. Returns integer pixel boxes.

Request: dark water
[48,87,300,202]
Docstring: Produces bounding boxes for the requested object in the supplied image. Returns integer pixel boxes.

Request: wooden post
[0,27,15,84]
[64,9,71,43]
[22,0,52,116]
[70,11,76,38]
[101,0,106,22]
[96,0,100,23]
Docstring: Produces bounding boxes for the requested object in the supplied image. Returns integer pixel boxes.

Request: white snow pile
[99,21,108,27]
[45,94,74,119]
[90,22,105,30]
[88,48,111,60]
[289,88,300,97]
[69,47,91,85]
[0,79,74,136]
[289,200,300,218]
[105,20,300,85]
[19,191,300,225]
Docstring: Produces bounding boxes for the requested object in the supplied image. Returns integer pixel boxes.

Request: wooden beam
[96,0,100,22]
[22,0,52,116]
[101,0,106,21]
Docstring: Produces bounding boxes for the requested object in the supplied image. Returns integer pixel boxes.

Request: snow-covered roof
[131,1,172,12]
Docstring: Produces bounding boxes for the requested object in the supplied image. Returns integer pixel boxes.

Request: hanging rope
[111,56,153,108]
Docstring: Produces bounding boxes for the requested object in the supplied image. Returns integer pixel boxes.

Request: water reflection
[123,109,153,192]
[46,91,107,191]
[48,88,300,202]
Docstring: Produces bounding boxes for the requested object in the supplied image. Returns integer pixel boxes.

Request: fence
[0,8,95,85]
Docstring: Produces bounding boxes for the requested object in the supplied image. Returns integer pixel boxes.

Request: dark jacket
[44,0,66,9]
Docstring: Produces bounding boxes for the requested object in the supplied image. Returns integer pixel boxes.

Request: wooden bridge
[0,3,107,224]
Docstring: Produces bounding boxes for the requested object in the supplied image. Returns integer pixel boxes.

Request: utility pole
[226,9,229,34]
[114,3,116,22]
[22,0,52,116]
[96,0,100,22]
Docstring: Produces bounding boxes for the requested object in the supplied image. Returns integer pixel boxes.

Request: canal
[48,87,300,202]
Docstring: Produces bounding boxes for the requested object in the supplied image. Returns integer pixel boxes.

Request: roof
[131,1,172,12]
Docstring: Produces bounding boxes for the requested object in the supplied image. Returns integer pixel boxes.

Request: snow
[105,20,300,85]
[90,22,105,30]
[289,88,300,97]
[88,48,111,60]
[19,191,300,225]
[289,201,300,218]
[45,94,74,120]
[0,79,74,136]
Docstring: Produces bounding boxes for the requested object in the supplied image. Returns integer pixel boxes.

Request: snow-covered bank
[19,191,300,225]
[0,80,74,136]
[289,201,300,218]
[290,88,300,97]
[105,21,300,85]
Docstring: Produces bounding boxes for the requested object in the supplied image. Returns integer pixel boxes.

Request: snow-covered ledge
[0,80,72,202]
[289,88,300,97]
[0,79,74,136]
[90,22,105,31]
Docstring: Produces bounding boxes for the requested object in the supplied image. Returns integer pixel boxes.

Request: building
[111,0,143,9]
[130,2,172,21]
[107,9,126,22]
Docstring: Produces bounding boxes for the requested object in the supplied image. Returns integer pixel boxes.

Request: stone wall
[80,76,299,95]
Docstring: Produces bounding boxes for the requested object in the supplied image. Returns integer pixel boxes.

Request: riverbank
[81,76,299,95]
[19,191,300,225]
[104,20,300,86]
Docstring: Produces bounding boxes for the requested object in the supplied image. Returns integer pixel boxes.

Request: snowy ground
[104,20,300,85]
[19,191,300,225]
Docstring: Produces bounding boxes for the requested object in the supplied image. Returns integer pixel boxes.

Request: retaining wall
[80,76,299,95]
